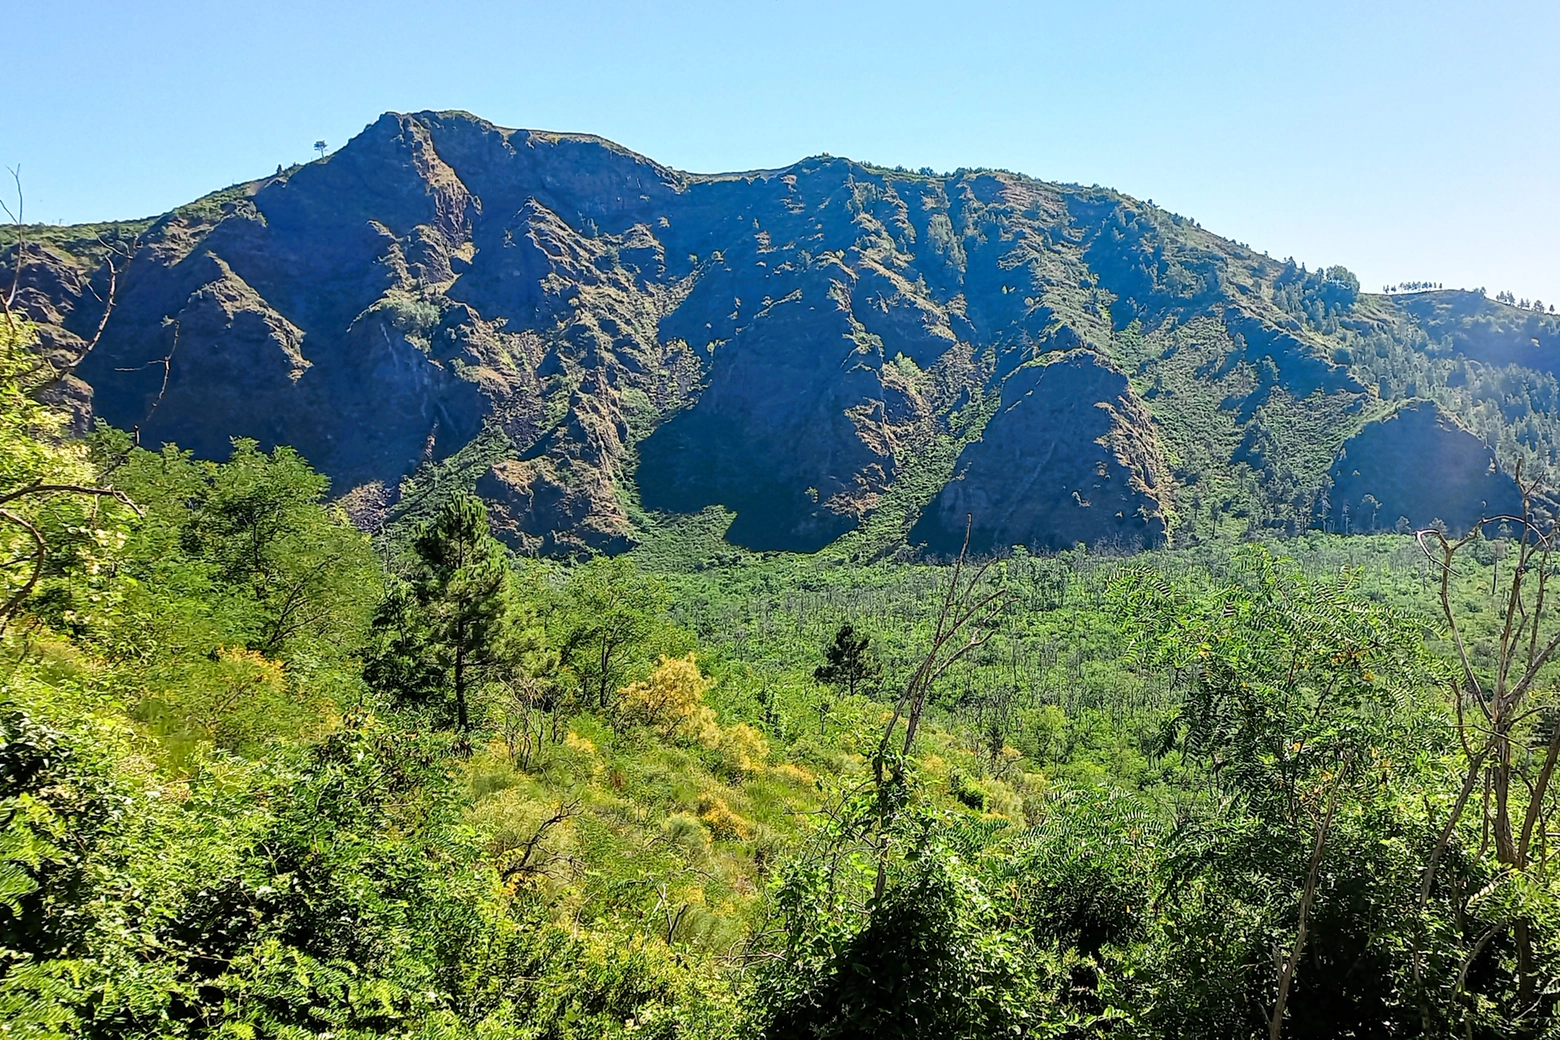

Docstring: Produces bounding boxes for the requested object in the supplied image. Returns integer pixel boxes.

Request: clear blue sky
[9,1,1558,302]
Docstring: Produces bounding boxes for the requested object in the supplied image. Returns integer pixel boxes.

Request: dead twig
[499,800,582,882]
[1,166,24,334]
[0,508,45,634]
[0,479,143,515]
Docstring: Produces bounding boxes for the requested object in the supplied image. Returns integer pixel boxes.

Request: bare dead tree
[0,167,134,391]
[1416,464,1560,1011]
[116,318,179,442]
[867,514,1007,898]
[662,894,689,945]
[0,170,144,633]
[1,166,25,336]
[45,229,134,388]
[966,669,1020,772]
[499,671,554,771]
[877,515,1007,767]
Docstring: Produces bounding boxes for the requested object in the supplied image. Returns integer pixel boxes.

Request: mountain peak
[13,111,1556,556]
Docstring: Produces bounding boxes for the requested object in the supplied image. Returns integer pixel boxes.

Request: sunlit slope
[10,110,1558,554]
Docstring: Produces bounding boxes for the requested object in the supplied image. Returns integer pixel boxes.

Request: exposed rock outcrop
[912,351,1169,554]
[13,109,1555,557]
[1329,401,1521,533]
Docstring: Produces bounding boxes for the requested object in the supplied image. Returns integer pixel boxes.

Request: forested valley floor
[8,315,1560,1039]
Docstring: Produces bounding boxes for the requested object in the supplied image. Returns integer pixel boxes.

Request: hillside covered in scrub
[8,109,1559,558]
[10,103,1560,1039]
[11,299,1560,1037]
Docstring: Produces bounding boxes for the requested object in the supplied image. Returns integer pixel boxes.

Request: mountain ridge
[9,109,1558,556]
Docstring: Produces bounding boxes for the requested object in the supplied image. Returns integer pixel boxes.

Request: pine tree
[813,624,881,731]
[815,623,880,698]
[367,495,512,735]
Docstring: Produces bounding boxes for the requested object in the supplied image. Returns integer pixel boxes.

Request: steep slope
[8,109,1551,555]
[1327,401,1522,532]
[912,351,1169,554]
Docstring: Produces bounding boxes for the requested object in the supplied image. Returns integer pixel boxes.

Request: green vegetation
[11,315,1560,1038]
[19,110,1560,560]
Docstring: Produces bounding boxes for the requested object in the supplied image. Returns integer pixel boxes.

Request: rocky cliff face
[10,110,1550,555]
[912,351,1169,554]
[1328,401,1522,532]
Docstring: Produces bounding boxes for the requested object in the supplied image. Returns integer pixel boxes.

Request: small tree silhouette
[314,140,327,160]
[1360,493,1381,532]
[815,623,879,698]
[813,623,880,734]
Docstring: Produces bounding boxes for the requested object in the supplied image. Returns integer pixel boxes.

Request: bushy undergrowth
[6,318,1560,1038]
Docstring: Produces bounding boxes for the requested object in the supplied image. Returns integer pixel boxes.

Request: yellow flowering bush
[716,722,769,778]
[619,653,719,744]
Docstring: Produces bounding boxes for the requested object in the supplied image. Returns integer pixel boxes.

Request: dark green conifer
[367,494,512,734]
